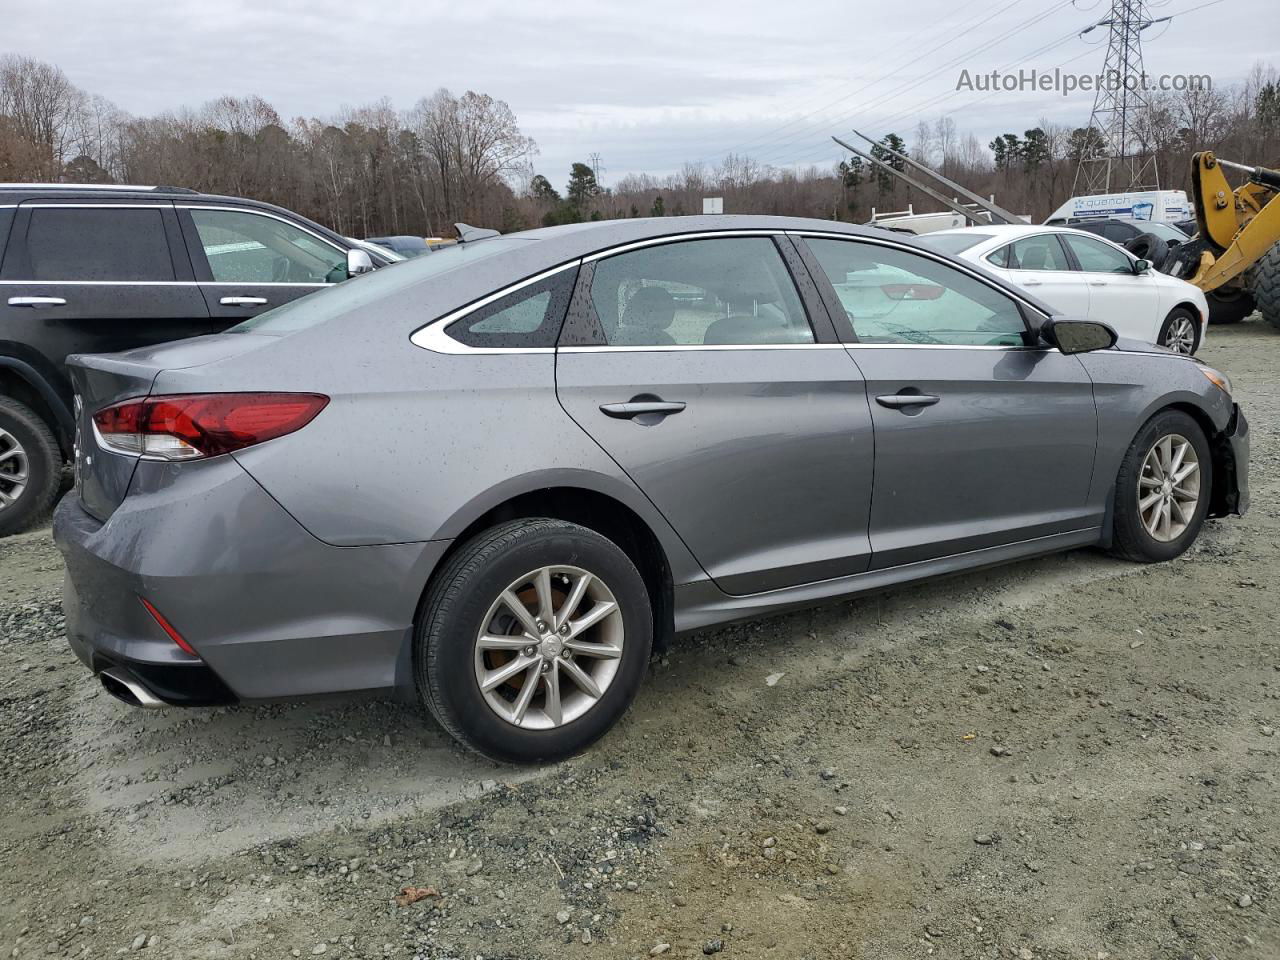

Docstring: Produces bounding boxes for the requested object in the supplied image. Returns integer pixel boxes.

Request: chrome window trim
[410,261,581,354]
[846,342,1048,352]
[0,279,328,287]
[582,229,783,262]
[784,229,1052,321]
[176,204,348,257]
[22,202,169,209]
[559,343,846,354]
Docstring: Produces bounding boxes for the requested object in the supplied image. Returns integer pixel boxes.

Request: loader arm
[1189,152,1280,292]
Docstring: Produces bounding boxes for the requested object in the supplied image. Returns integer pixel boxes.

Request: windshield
[230,237,533,335]
[1142,221,1190,242]
[916,233,992,255]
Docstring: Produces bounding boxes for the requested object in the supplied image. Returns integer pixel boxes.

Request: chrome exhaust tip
[99,667,167,708]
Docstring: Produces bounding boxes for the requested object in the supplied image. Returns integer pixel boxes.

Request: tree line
[1,53,1277,239]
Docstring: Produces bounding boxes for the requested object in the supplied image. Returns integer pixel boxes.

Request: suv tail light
[93,393,328,460]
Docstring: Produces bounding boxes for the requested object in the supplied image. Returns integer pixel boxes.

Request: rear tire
[1157,307,1200,355]
[0,397,61,537]
[415,519,653,763]
[1206,287,1255,325]
[1109,410,1212,563]
[1254,241,1280,330]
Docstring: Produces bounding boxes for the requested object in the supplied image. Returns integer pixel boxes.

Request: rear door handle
[1088,281,1109,287]
[599,400,686,420]
[219,296,269,306]
[7,296,67,308]
[1022,279,1043,286]
[876,393,940,409]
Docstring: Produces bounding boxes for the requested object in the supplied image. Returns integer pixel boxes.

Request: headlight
[1198,366,1232,396]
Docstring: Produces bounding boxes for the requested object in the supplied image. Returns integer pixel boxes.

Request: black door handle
[876,393,940,409]
[600,400,687,419]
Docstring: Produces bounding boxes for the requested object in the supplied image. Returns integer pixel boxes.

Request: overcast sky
[6,0,1277,188]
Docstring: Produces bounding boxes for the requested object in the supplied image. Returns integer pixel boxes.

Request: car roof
[0,183,350,246]
[929,223,1069,238]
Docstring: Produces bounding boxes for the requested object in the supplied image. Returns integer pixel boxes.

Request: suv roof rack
[0,183,199,193]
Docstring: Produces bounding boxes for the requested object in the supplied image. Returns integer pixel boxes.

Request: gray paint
[53,216,1248,705]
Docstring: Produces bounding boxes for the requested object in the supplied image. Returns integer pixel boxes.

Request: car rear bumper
[53,456,450,705]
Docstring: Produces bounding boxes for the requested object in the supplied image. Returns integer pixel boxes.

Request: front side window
[6,207,173,282]
[447,268,577,349]
[189,209,347,284]
[589,237,813,346]
[804,237,1028,346]
[1060,233,1135,274]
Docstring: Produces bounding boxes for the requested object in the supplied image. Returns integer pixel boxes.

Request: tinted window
[916,233,992,255]
[190,209,346,284]
[805,238,1027,346]
[590,238,812,346]
[233,237,530,335]
[1005,234,1072,271]
[9,207,174,281]
[1061,233,1134,274]
[448,268,576,349]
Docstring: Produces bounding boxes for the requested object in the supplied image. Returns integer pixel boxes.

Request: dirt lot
[3,321,1280,960]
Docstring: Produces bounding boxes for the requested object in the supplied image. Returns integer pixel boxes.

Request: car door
[176,205,350,326]
[0,201,211,393]
[1059,232,1161,342]
[555,233,876,595]
[986,232,1092,318]
[797,233,1100,569]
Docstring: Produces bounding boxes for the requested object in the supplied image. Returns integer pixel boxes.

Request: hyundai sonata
[55,216,1248,762]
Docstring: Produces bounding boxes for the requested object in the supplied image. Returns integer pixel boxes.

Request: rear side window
[589,237,813,346]
[1004,234,1072,271]
[5,207,174,281]
[447,268,577,349]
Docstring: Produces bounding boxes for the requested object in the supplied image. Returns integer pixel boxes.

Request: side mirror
[1132,258,1151,274]
[1039,316,1118,355]
[347,248,374,277]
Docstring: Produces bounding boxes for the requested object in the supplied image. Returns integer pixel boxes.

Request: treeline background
[1,54,1277,237]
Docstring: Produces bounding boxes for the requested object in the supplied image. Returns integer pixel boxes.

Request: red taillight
[139,596,199,657]
[93,393,328,460]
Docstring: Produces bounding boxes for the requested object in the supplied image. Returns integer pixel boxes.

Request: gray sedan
[54,216,1249,762]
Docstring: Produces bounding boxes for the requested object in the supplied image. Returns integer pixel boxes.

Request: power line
[744,0,1080,168]
[695,0,1033,164]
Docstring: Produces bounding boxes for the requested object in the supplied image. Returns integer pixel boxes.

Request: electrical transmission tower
[1072,0,1172,195]
[588,153,604,191]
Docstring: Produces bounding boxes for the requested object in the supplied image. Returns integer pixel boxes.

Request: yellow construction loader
[1176,152,1280,328]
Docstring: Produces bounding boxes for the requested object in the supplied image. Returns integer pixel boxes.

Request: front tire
[1157,307,1200,355]
[415,519,653,763]
[1109,410,1212,563]
[0,397,61,537]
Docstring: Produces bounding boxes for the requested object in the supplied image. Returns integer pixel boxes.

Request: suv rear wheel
[0,397,60,536]
[415,519,653,762]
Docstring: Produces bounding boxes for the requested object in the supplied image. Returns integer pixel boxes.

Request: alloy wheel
[1163,315,1197,354]
[473,565,625,729]
[1137,433,1200,542]
[0,426,29,511]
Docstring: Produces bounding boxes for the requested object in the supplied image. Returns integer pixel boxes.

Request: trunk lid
[68,334,270,520]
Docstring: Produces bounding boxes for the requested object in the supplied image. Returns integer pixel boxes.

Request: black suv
[0,183,393,534]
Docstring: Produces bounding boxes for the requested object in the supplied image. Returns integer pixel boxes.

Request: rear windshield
[916,233,992,255]
[230,237,532,335]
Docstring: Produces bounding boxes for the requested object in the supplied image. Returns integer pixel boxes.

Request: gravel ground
[3,320,1280,960]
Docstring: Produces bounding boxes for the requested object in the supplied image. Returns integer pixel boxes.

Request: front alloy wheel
[1137,433,1201,541]
[416,519,653,762]
[1160,312,1198,355]
[0,425,30,510]
[1109,409,1212,563]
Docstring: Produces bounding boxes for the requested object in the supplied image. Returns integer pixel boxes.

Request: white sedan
[918,224,1208,355]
